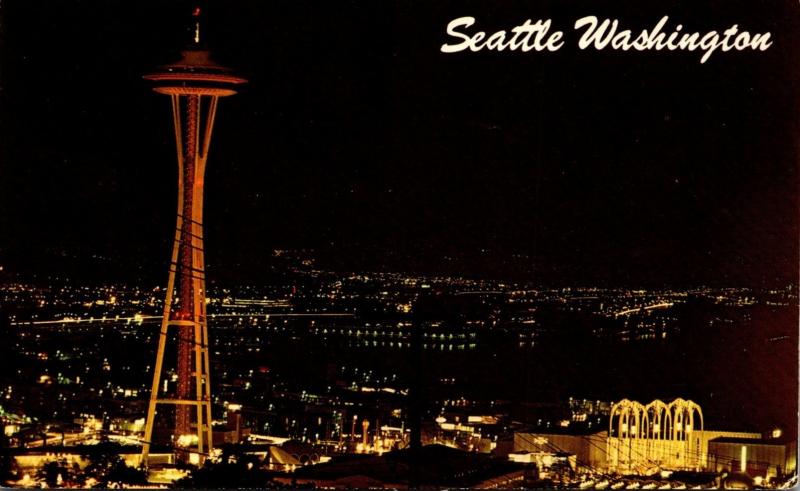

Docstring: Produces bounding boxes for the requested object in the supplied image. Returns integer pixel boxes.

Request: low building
[513,430,608,471]
[707,437,797,481]
[290,444,525,488]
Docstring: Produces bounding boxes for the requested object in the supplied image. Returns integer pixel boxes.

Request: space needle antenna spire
[192,5,202,45]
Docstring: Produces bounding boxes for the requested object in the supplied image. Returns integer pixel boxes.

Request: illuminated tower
[140,8,246,467]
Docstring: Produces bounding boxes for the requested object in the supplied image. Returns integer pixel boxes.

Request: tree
[82,442,146,487]
[103,460,148,487]
[175,458,275,488]
[37,460,83,488]
[0,449,19,486]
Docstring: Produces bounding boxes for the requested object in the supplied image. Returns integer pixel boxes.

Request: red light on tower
[140,9,246,467]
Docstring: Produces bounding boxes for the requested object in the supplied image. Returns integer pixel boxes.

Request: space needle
[140,6,246,467]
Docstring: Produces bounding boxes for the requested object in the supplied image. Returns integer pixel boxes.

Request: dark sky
[1,0,798,286]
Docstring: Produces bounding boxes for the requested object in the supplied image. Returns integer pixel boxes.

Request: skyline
[1,278,797,486]
[1,0,798,286]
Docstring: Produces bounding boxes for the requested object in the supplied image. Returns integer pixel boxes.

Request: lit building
[514,397,795,481]
[707,436,797,482]
[607,398,705,471]
[513,429,608,471]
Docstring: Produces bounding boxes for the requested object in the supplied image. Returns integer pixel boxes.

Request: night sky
[1,0,798,286]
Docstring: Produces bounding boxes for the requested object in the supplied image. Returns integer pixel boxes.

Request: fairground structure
[607,398,704,472]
